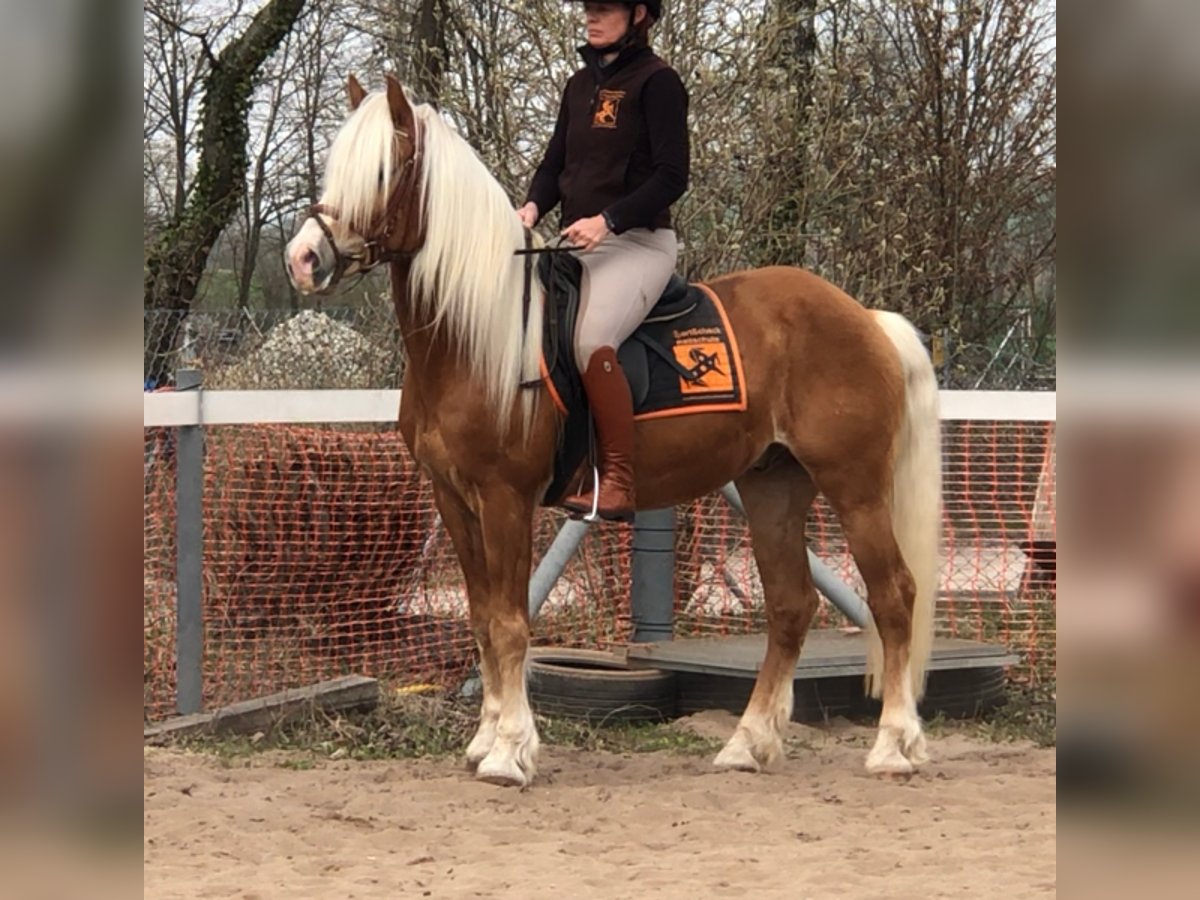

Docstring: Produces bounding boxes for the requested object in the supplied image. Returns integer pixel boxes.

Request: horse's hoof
[465,735,494,770]
[713,742,761,773]
[903,732,930,767]
[475,757,529,788]
[865,748,914,777]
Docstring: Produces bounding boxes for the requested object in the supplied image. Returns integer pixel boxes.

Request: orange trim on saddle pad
[539,353,568,417]
[633,281,748,421]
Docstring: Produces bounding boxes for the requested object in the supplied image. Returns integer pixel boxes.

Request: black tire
[675,672,860,722]
[852,667,1009,719]
[675,667,1008,722]
[918,666,1009,718]
[527,648,677,724]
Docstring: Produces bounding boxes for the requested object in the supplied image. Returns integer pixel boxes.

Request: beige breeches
[574,228,679,371]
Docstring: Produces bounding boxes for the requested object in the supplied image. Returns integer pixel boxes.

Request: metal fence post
[175,368,204,715]
[528,518,592,620]
[630,508,675,642]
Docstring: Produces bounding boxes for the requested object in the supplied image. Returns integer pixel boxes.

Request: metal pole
[175,368,205,715]
[630,508,675,642]
[528,518,591,620]
[719,483,871,629]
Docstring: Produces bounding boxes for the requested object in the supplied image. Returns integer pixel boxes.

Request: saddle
[529,250,747,506]
[535,252,701,405]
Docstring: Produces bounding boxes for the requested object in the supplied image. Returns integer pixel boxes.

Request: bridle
[306,140,421,290]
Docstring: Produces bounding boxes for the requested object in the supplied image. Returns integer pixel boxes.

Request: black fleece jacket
[525,44,689,234]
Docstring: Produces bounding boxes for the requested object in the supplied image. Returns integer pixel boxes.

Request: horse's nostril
[302,249,320,271]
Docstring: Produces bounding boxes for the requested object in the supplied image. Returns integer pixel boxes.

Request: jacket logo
[592,90,625,128]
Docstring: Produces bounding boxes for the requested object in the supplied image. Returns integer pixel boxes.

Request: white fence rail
[146,388,1056,427]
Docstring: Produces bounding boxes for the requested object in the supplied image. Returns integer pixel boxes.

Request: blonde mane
[320,93,396,233]
[320,92,544,433]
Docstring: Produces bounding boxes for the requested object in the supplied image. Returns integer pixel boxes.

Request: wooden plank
[144,675,379,742]
[622,631,1019,680]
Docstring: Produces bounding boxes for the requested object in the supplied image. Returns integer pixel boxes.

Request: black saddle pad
[534,252,746,505]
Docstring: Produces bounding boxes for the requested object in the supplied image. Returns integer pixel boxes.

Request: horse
[286,75,942,787]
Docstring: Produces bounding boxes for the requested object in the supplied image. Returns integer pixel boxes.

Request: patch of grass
[275,757,318,771]
[973,681,1056,747]
[171,692,474,763]
[538,715,721,756]
[169,670,1056,764]
[926,680,1057,748]
[171,690,721,762]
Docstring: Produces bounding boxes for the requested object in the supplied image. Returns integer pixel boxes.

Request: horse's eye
[377,168,385,188]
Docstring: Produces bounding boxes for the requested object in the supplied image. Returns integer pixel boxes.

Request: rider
[517,0,689,522]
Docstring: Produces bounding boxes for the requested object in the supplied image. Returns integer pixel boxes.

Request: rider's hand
[516,202,539,229]
[561,214,611,252]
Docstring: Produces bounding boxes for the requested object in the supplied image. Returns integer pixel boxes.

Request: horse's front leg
[431,480,538,782]
[470,484,540,787]
[428,482,500,768]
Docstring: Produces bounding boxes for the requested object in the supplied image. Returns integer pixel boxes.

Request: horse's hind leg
[816,464,927,775]
[714,459,818,773]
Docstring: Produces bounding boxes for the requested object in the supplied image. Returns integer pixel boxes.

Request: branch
[145,1,219,67]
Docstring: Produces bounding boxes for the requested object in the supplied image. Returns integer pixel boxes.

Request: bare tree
[755,0,819,267]
[411,0,449,104]
[144,0,217,223]
[143,0,308,384]
[803,0,1056,384]
[142,0,1054,389]
[233,28,302,310]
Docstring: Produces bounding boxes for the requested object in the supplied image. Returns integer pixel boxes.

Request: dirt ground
[144,713,1055,899]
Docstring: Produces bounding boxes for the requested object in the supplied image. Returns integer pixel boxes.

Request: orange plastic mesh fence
[144,423,176,713]
[143,420,1055,721]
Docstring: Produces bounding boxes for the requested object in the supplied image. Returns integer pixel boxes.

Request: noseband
[308,151,420,289]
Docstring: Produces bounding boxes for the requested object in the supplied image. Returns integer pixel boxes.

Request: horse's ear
[347,74,367,111]
[384,74,416,133]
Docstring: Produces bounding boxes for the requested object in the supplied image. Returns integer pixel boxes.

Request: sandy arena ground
[144,713,1055,899]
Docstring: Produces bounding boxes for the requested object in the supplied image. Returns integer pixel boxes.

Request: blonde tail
[867,311,942,699]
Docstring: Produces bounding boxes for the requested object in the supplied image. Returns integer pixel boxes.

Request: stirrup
[582,463,601,522]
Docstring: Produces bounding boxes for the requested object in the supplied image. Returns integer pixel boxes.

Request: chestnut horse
[287,76,942,786]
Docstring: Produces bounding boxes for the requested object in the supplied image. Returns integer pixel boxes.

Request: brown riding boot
[561,347,637,522]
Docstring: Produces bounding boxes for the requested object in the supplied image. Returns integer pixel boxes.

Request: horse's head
[287,74,423,294]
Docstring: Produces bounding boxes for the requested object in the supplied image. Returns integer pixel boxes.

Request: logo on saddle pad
[672,327,734,395]
[592,90,625,128]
